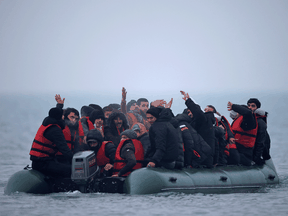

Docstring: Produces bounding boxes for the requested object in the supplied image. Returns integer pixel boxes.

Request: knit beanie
[132,123,147,136]
[80,106,94,117]
[89,109,105,124]
[247,98,261,108]
[120,129,137,139]
[146,106,162,119]
[108,103,121,111]
[89,104,103,112]
[48,108,63,120]
[86,129,104,143]
[103,106,113,112]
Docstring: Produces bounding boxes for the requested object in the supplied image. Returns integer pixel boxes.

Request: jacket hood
[107,111,129,129]
[132,122,147,136]
[175,113,192,124]
[156,108,173,122]
[89,104,103,112]
[205,111,216,125]
[254,108,267,117]
[81,106,94,117]
[86,129,104,143]
[42,116,65,129]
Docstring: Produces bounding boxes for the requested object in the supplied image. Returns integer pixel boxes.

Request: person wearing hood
[89,109,105,138]
[132,123,151,158]
[79,105,95,143]
[112,129,144,177]
[254,108,271,161]
[176,111,213,168]
[29,107,74,178]
[104,111,130,147]
[204,105,229,166]
[103,106,113,125]
[145,107,179,169]
[209,106,240,166]
[86,129,116,176]
[180,91,215,165]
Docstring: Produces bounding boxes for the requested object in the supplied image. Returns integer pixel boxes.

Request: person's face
[88,140,99,148]
[67,112,79,124]
[248,103,257,112]
[104,111,112,119]
[94,118,104,128]
[114,117,123,129]
[121,135,129,141]
[130,103,139,111]
[187,109,193,118]
[139,102,149,113]
[134,130,141,137]
[146,113,157,125]
[204,106,214,113]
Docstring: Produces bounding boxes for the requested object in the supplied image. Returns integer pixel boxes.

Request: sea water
[1,92,288,216]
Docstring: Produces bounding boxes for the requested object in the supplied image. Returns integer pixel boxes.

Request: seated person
[112,130,144,177]
[145,107,179,169]
[79,105,95,143]
[132,123,151,158]
[29,107,73,178]
[104,111,129,147]
[86,129,116,176]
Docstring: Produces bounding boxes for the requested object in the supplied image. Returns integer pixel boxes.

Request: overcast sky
[0,0,287,100]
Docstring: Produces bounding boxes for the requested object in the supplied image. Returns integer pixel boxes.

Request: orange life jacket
[113,139,144,176]
[231,115,258,148]
[29,124,61,158]
[56,125,76,156]
[96,141,113,172]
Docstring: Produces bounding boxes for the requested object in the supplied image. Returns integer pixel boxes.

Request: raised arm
[120,87,127,114]
[55,94,65,109]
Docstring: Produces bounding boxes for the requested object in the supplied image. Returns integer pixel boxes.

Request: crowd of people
[29,88,271,178]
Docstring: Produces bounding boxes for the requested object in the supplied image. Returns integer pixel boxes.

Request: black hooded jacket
[169,113,184,169]
[104,111,129,147]
[253,114,267,164]
[86,129,116,164]
[137,132,151,158]
[30,116,74,162]
[175,113,212,167]
[185,98,215,155]
[147,108,179,166]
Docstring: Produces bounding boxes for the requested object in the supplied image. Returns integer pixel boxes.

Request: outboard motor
[71,151,100,193]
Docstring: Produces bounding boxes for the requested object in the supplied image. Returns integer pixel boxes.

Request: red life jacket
[56,125,75,156]
[113,139,144,176]
[231,115,258,148]
[78,116,95,143]
[96,141,113,172]
[29,124,61,158]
